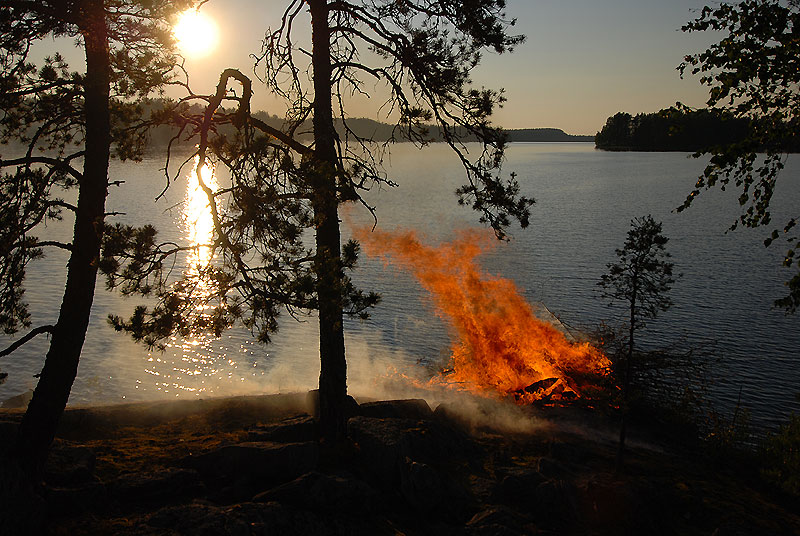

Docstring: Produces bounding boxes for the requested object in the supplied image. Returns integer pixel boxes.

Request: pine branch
[0,325,55,358]
[0,156,83,182]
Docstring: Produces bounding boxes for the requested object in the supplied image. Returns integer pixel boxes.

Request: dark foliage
[0,0,187,343]
[599,216,677,331]
[760,411,800,496]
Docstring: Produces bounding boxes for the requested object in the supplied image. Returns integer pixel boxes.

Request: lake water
[1,142,798,430]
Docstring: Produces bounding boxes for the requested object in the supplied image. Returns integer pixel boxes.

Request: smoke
[249,328,550,435]
[346,332,551,435]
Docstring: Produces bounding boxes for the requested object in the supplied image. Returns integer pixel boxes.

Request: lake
[1,142,798,430]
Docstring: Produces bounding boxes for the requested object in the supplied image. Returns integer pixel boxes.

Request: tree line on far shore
[595,108,800,152]
[132,99,593,148]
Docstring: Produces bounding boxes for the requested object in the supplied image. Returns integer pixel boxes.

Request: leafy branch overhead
[0,0,190,342]
[679,0,800,312]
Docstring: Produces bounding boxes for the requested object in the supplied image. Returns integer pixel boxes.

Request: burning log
[522,377,559,394]
[514,378,582,404]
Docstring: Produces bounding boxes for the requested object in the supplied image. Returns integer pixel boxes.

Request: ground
[0,392,798,535]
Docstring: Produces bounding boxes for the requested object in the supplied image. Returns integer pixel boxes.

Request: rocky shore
[1,392,798,535]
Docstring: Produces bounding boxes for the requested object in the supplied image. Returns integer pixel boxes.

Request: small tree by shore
[598,215,677,470]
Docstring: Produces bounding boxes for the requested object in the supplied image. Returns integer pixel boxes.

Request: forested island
[594,107,800,152]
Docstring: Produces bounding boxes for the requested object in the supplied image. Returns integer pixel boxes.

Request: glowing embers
[356,228,610,404]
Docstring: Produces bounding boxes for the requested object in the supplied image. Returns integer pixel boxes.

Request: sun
[174,9,219,58]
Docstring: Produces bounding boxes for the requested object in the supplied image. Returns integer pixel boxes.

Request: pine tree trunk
[12,0,110,478]
[309,0,348,443]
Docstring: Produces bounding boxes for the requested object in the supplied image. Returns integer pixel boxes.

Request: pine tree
[599,215,676,469]
[111,0,534,443]
[0,0,189,480]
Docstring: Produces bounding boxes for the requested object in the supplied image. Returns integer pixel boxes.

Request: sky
[35,0,720,135]
[182,0,719,134]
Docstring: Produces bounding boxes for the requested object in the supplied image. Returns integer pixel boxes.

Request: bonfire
[355,228,611,404]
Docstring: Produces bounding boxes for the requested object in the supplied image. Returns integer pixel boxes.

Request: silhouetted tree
[110,0,533,443]
[599,215,676,469]
[0,0,188,482]
[679,0,800,312]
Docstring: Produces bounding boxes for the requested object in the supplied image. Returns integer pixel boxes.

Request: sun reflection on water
[137,157,267,397]
[185,158,217,268]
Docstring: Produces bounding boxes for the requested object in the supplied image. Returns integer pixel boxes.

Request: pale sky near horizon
[179,0,719,134]
[33,0,719,135]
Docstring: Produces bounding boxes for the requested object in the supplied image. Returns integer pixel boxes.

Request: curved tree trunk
[12,0,111,479]
[309,0,348,443]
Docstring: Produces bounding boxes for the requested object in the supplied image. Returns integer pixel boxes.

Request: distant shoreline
[504,128,594,143]
[507,140,595,144]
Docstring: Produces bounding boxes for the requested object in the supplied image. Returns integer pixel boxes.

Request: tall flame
[355,227,610,403]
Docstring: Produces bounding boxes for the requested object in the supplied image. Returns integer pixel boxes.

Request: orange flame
[355,227,610,403]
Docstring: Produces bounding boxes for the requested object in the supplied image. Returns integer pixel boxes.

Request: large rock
[491,465,547,504]
[253,471,377,514]
[247,415,317,443]
[1,389,33,409]
[432,402,474,432]
[347,417,416,487]
[112,467,205,503]
[45,481,108,518]
[347,416,478,489]
[231,502,332,536]
[347,417,476,519]
[399,457,444,514]
[359,399,433,420]
[305,390,360,420]
[145,503,239,536]
[532,479,580,529]
[535,456,570,479]
[579,477,667,534]
[182,441,319,495]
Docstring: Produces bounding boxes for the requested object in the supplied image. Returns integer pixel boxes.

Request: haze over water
[1,143,798,430]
